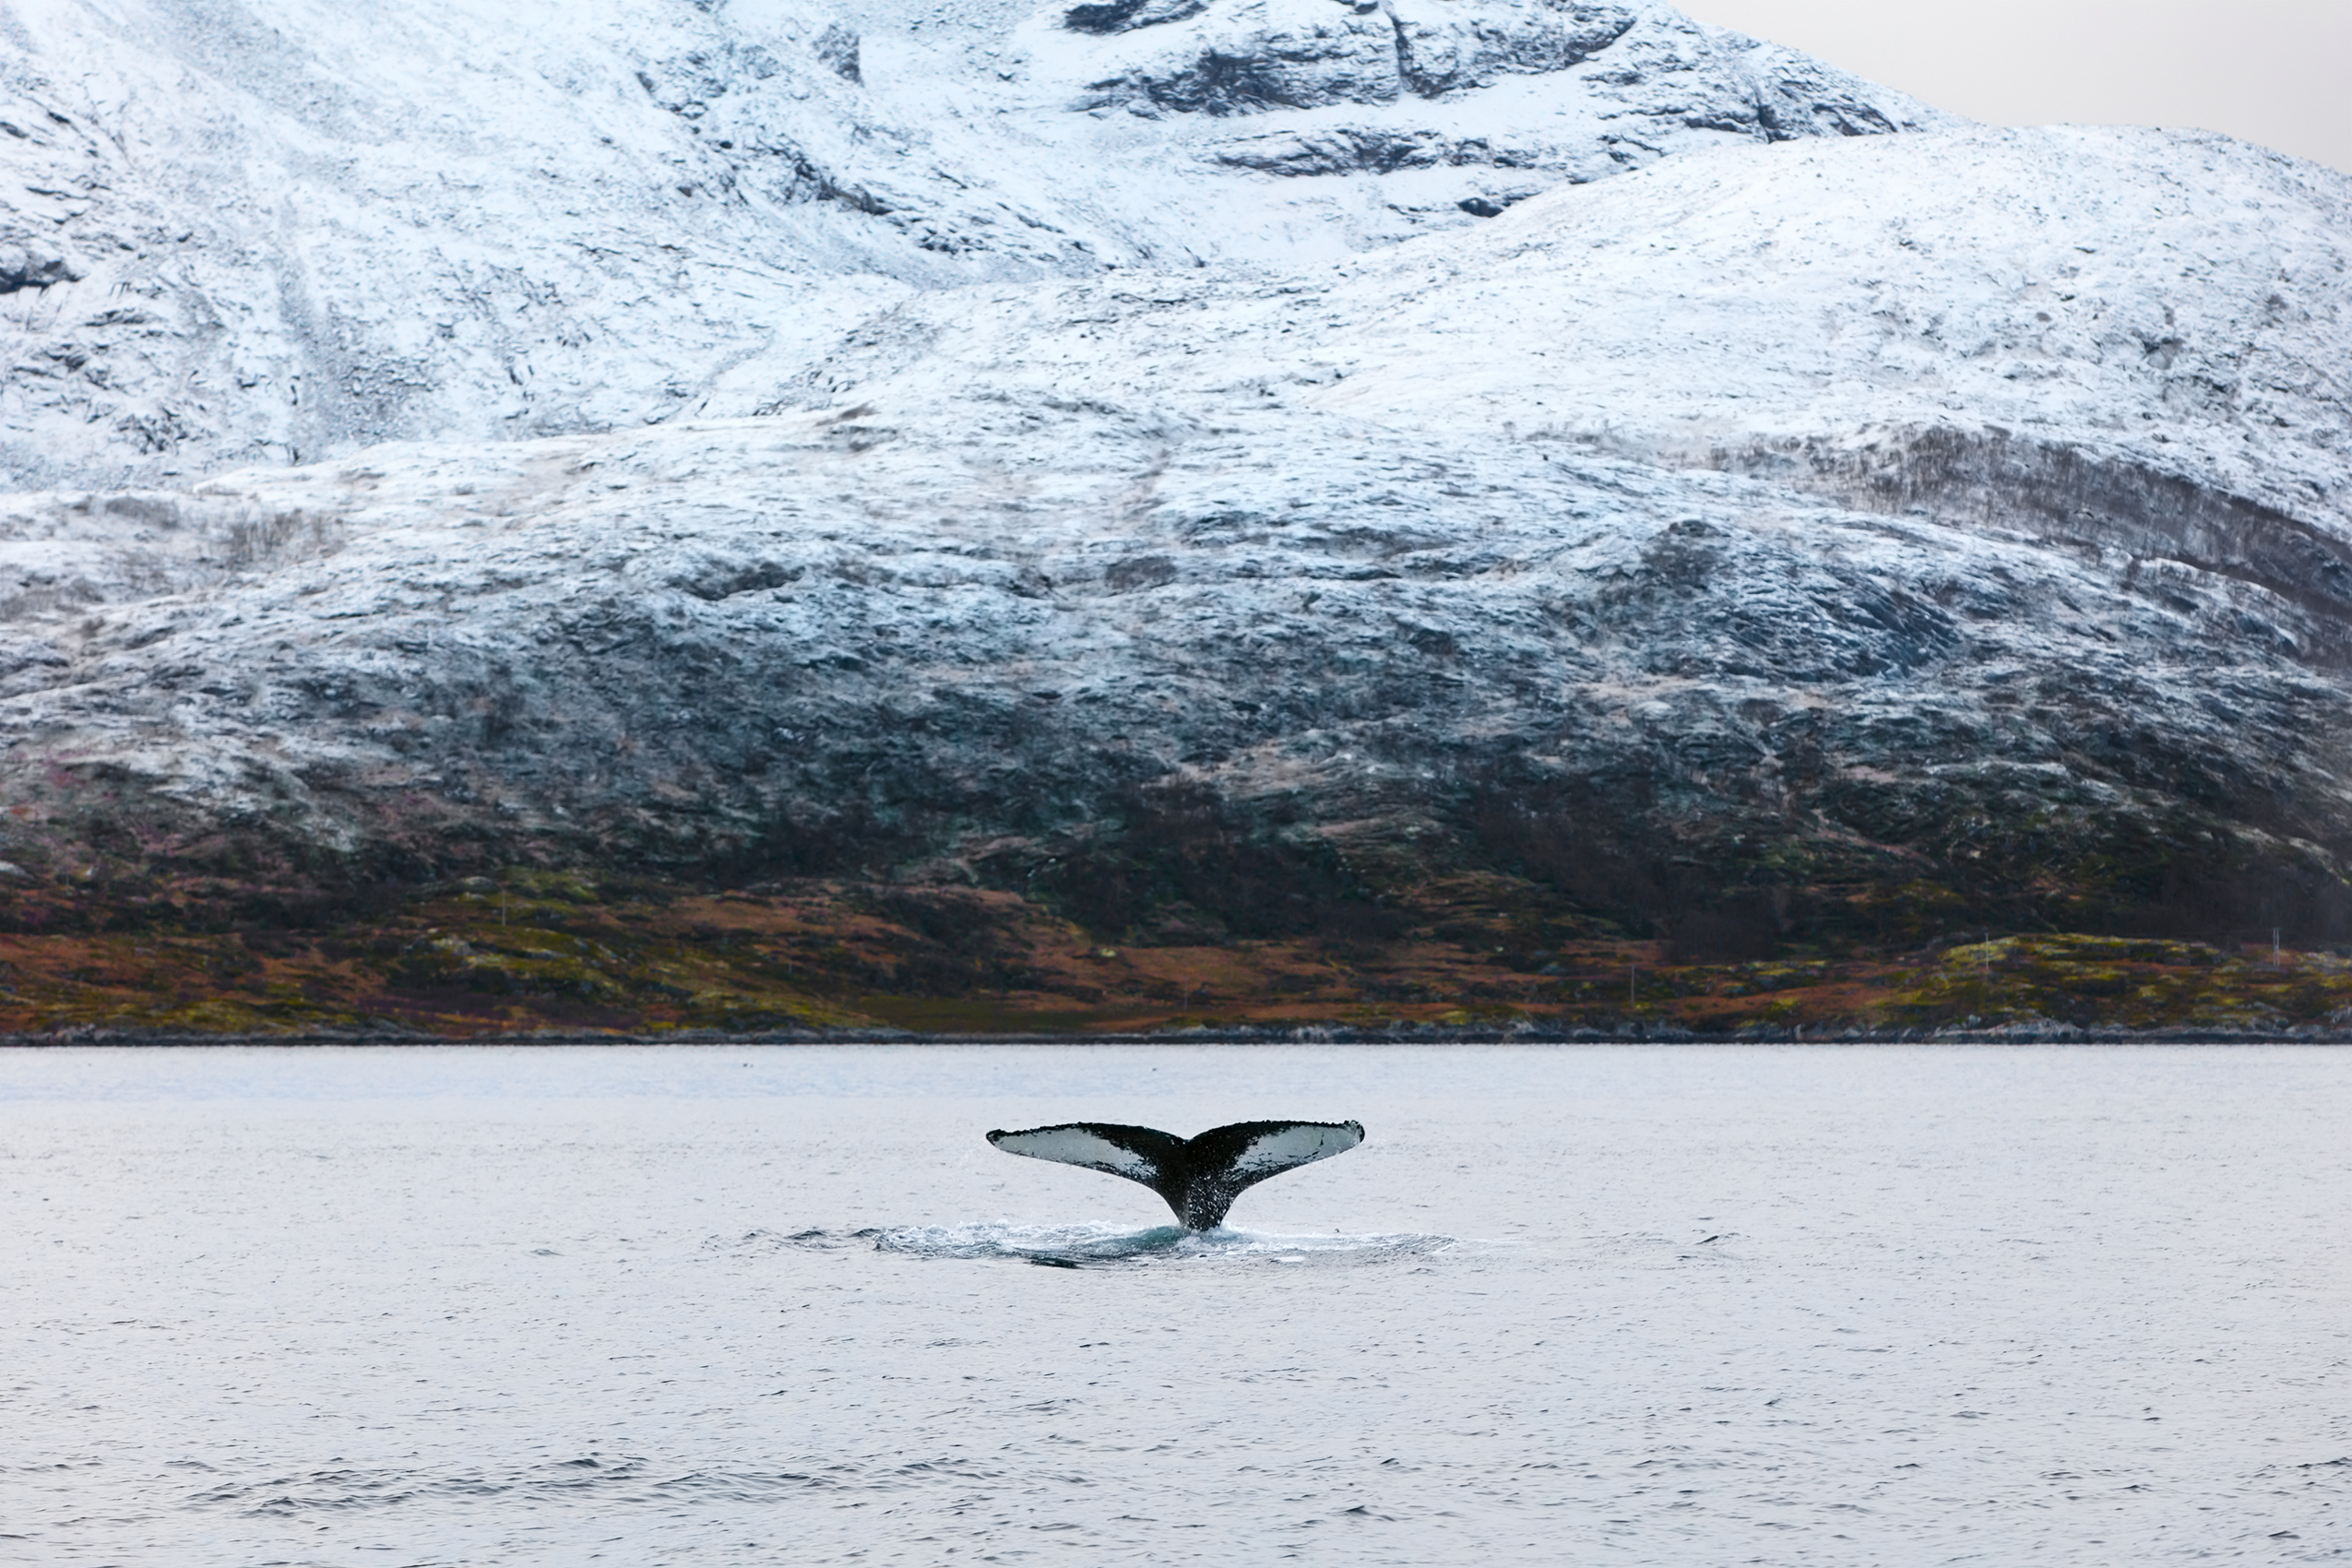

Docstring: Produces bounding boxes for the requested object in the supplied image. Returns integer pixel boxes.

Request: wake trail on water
[783,1222,1458,1267]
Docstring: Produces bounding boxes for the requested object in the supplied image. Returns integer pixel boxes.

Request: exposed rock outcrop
[1049,0,1643,113]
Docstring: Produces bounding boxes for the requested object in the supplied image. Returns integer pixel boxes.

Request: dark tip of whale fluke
[984,1118,1365,1230]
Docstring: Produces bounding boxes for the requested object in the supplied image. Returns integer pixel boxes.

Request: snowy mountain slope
[6,121,2352,950]
[766,126,2352,618]
[0,0,1942,490]
[14,389,2346,927]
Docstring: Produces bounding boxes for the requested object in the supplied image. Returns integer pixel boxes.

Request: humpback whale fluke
[984,1119,1365,1229]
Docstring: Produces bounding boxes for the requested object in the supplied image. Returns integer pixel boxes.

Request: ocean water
[2,1043,2346,1566]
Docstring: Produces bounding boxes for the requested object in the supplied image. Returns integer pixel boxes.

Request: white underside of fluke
[987,1121,1368,1229]
[987,1126,1160,1181]
[1232,1122,1365,1176]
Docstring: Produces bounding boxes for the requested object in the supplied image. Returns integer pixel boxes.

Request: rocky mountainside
[2,1,2349,1034]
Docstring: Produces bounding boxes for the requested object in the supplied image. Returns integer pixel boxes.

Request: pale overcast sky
[1685,0,2352,173]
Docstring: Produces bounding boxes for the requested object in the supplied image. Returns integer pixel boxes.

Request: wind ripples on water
[185,1455,875,1515]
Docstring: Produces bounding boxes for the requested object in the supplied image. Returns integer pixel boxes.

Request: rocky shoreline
[7,868,2352,1042]
[11,1026,2352,1046]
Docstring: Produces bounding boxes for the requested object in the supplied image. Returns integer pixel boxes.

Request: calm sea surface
[3,1044,2346,1565]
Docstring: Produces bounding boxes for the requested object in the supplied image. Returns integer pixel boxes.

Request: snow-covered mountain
[4,0,2350,957]
[0,0,1941,487]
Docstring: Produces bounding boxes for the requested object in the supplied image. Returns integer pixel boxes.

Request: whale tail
[985,1119,1365,1229]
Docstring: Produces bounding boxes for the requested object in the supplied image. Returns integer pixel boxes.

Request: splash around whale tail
[985,1119,1365,1229]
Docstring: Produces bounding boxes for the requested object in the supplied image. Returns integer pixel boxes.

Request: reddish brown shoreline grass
[6,871,2349,1039]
